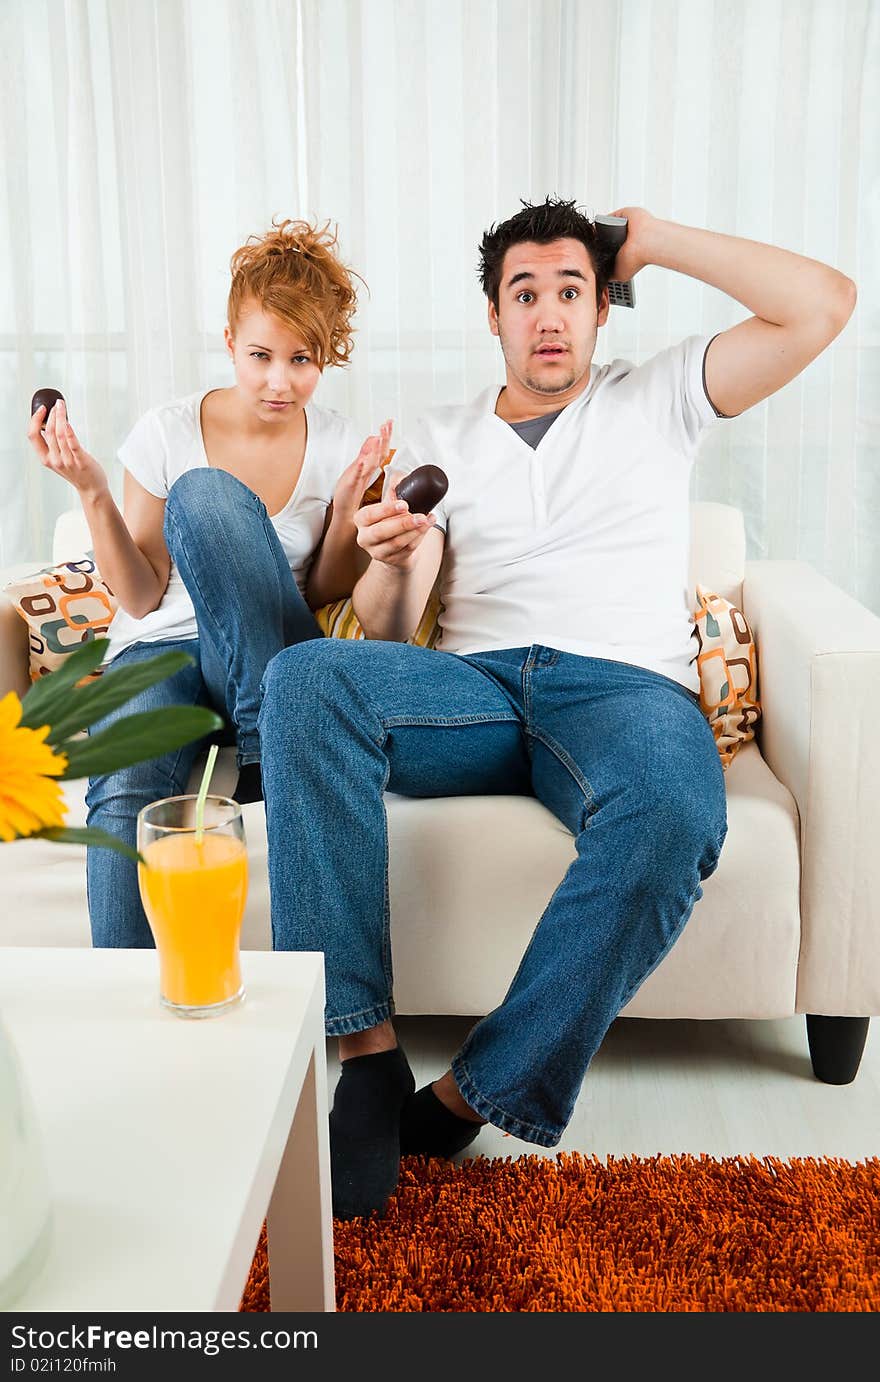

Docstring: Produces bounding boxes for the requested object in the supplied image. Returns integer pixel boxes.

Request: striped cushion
[316,584,441,648]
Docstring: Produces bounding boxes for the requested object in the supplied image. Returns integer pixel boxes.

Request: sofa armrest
[0,599,31,700]
[0,570,36,700]
[742,560,880,1015]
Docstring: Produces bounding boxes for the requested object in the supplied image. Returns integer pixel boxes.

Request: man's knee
[259,639,429,752]
[632,698,726,858]
[262,638,410,700]
[641,764,727,877]
[260,638,365,715]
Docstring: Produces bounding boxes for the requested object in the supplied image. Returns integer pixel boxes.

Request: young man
[258,198,856,1220]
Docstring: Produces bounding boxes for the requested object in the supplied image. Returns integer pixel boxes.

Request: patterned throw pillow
[3,555,118,681]
[692,584,761,768]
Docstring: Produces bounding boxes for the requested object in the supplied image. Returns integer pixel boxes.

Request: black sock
[329,1045,415,1220]
[399,1082,485,1159]
[234,761,263,805]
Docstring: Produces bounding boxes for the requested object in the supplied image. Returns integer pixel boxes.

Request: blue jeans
[258,640,728,1147]
[86,468,323,947]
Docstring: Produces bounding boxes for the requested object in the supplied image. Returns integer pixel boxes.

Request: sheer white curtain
[1,0,877,612]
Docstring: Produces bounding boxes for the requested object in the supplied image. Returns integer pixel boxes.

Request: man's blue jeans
[85,468,322,948]
[258,639,728,1147]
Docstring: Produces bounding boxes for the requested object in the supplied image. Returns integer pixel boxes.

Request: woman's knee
[86,755,192,825]
[168,466,250,505]
[164,468,265,540]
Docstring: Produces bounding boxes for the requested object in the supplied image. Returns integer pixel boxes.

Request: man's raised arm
[608,206,857,419]
[352,481,445,642]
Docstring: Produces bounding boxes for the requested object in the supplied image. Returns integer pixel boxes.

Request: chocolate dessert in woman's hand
[31,388,66,428]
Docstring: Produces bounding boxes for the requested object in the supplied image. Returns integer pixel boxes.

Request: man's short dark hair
[478,196,612,310]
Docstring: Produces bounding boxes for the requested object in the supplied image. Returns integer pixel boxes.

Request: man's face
[488,238,609,400]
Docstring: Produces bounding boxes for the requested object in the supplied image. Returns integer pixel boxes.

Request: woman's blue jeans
[85,468,322,948]
[258,639,728,1147]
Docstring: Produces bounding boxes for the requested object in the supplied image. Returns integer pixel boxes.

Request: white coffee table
[0,948,334,1313]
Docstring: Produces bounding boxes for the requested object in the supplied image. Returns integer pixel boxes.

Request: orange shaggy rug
[239,1152,880,1312]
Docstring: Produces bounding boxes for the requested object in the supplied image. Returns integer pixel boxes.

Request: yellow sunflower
[0,691,69,842]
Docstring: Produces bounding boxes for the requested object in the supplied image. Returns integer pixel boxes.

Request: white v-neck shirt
[106,391,365,661]
[386,333,731,693]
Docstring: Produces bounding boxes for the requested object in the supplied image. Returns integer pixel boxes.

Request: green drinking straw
[194,743,219,844]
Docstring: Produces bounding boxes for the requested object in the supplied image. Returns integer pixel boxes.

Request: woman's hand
[27,399,110,502]
[603,206,658,282]
[331,418,393,523]
[353,468,437,571]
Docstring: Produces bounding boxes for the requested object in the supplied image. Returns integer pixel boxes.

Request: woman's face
[225,303,322,423]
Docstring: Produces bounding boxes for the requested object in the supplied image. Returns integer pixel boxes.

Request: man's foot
[399,1081,486,1159]
[329,1045,415,1220]
[234,761,263,805]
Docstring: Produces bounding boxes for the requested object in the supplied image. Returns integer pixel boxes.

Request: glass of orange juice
[136,795,248,1018]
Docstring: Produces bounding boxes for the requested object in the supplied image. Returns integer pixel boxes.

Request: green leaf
[36,826,144,864]
[20,638,110,729]
[45,650,197,745]
[58,706,224,779]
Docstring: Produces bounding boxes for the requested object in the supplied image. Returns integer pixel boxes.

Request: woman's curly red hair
[227,218,364,369]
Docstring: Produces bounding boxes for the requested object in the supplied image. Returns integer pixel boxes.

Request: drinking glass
[137,795,248,1018]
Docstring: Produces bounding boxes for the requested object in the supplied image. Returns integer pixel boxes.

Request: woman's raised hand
[27,399,110,501]
[331,418,393,521]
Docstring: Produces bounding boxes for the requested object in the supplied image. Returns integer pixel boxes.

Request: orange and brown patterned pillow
[3,555,117,681]
[693,584,761,768]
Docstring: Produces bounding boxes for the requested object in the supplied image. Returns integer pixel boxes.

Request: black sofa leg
[806,1015,870,1084]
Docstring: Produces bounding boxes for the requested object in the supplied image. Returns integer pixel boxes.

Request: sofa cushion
[0,740,800,1020]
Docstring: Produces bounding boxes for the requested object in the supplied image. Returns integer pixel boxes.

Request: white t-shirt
[107,391,365,660]
[386,333,732,694]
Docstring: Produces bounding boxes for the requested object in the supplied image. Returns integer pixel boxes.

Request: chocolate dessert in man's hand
[395,464,448,515]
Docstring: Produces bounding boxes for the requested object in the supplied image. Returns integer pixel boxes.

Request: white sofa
[2,502,879,1084]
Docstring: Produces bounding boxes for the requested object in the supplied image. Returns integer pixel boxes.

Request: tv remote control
[594,214,636,308]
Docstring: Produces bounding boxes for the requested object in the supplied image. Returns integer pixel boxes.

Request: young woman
[26,217,388,948]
